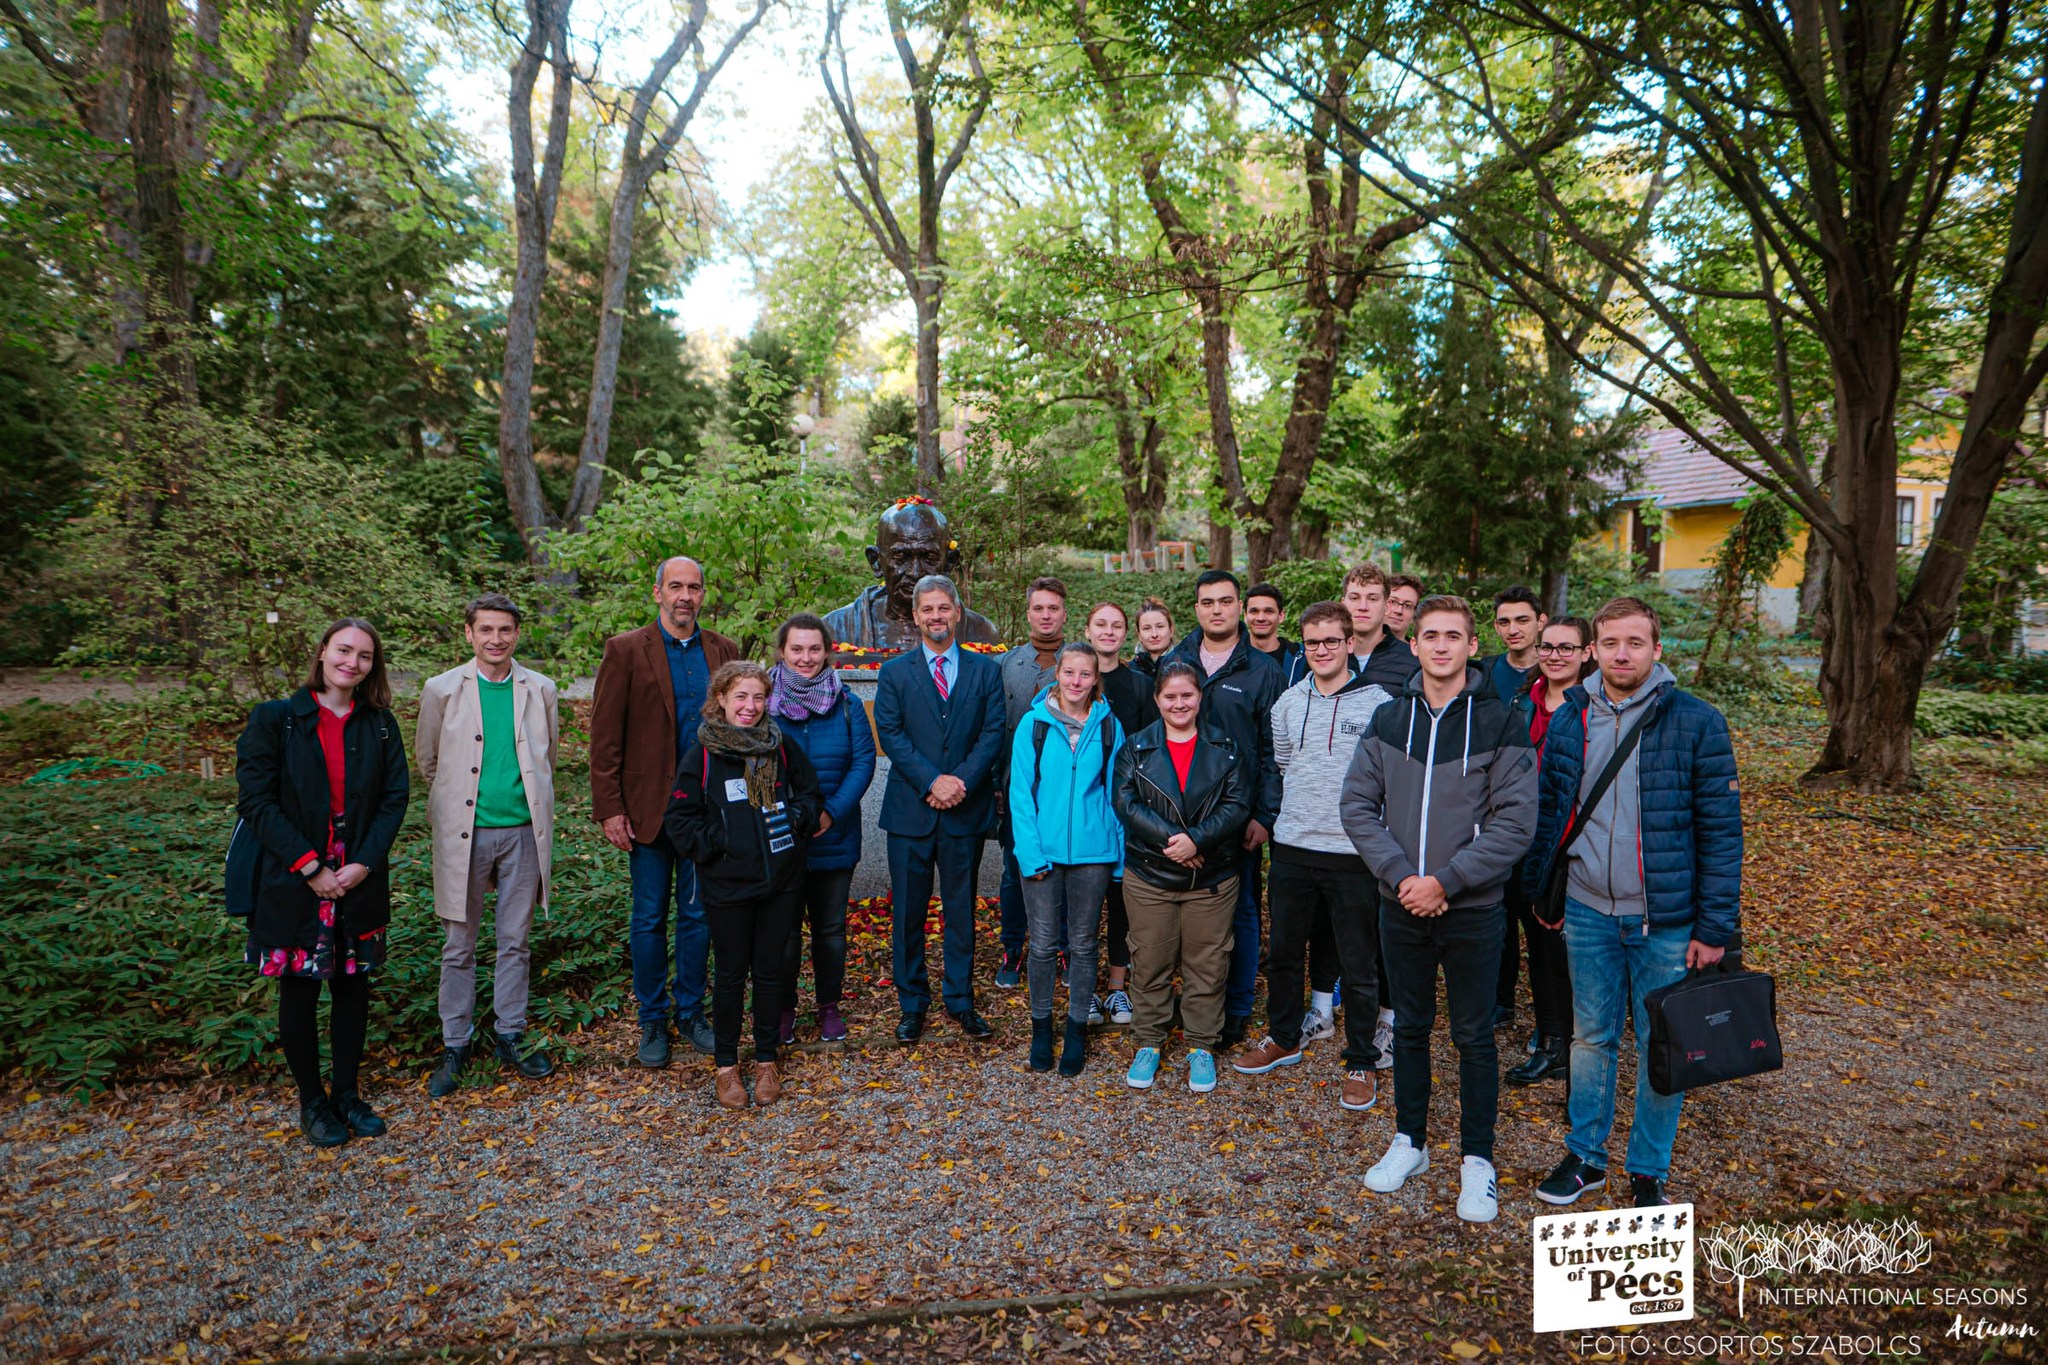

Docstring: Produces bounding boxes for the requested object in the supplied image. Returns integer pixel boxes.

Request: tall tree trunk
[1296,511,1330,562]
[566,0,765,526]
[1808,361,1911,788]
[820,0,987,499]
[912,283,943,491]
[496,0,574,557]
[1207,483,1233,572]
[1110,388,1167,559]
[129,0,194,413]
[566,161,654,525]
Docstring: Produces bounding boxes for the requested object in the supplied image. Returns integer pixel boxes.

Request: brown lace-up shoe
[753,1061,783,1106]
[714,1065,747,1110]
[1341,1068,1378,1111]
[1232,1035,1304,1075]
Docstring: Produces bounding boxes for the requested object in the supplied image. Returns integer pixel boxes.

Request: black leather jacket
[1113,721,1251,891]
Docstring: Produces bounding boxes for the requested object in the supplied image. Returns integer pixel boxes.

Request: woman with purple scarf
[767,613,878,1044]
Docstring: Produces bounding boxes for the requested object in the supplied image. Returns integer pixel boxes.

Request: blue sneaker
[1188,1048,1217,1093]
[995,949,1024,989]
[1126,1046,1161,1090]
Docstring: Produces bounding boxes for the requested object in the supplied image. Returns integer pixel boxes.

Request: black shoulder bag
[1532,701,1651,931]
[1644,958,1782,1095]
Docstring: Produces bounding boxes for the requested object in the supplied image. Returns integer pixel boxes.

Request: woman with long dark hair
[1505,616,1595,1088]
[235,618,410,1148]
[665,661,824,1109]
[766,613,877,1045]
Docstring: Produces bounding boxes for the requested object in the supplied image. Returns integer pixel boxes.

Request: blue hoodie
[1008,692,1125,878]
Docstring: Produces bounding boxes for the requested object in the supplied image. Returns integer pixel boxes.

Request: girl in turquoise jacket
[1009,642,1125,1076]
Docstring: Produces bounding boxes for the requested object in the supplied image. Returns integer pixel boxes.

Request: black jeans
[278,971,369,1107]
[1510,878,1573,1041]
[1310,904,1340,993]
[707,889,801,1067]
[783,867,854,1009]
[1266,856,1382,1066]
[1380,896,1503,1161]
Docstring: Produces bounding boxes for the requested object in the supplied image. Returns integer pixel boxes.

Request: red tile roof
[1624,428,1758,509]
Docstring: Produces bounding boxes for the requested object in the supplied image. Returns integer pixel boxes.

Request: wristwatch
[300,860,324,879]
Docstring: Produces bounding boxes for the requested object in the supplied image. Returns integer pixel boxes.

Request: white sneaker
[1373,1013,1394,1070]
[1364,1133,1428,1192]
[1300,1007,1336,1046]
[1458,1156,1500,1223]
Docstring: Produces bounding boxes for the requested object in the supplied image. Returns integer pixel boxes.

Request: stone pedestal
[840,668,1004,900]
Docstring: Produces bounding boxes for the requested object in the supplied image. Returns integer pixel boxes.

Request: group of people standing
[233,553,1743,1226]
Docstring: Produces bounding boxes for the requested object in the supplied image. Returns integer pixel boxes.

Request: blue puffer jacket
[778,691,877,872]
[1519,679,1743,946]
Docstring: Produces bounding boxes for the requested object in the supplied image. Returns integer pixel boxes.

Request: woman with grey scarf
[665,661,823,1110]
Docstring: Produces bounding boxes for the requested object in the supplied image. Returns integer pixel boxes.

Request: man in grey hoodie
[1341,595,1537,1224]
[1235,602,1393,1113]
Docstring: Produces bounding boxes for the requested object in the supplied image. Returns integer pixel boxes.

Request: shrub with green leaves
[0,763,635,1094]
[545,353,866,664]
[1915,689,2048,740]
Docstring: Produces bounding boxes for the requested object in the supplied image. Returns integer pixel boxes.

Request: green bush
[1054,569,1202,643]
[1261,558,1350,611]
[0,762,635,1094]
[546,355,867,664]
[1915,689,2048,740]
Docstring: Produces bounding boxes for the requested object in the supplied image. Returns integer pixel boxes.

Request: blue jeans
[1022,863,1111,1024]
[1225,845,1263,1018]
[1001,838,1068,959]
[1563,897,1692,1179]
[628,839,708,1026]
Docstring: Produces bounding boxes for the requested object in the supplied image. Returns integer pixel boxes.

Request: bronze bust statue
[825,500,998,650]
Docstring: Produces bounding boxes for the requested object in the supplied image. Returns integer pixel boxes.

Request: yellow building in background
[1597,429,1953,629]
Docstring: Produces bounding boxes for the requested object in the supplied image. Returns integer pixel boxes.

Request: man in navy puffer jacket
[1522,597,1743,1210]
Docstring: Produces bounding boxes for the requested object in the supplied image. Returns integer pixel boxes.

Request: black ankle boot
[332,1090,387,1138]
[1029,1016,1055,1072]
[1507,1036,1569,1086]
[299,1098,350,1148]
[1058,1017,1088,1076]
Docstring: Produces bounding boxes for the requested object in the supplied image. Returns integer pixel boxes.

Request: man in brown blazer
[589,554,739,1067]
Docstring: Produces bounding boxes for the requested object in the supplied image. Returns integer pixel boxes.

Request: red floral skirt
[244,835,387,979]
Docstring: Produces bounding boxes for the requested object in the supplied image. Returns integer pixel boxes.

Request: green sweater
[474,674,532,828]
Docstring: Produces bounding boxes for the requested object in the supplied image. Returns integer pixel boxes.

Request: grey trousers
[1022,862,1112,1025]
[440,823,540,1047]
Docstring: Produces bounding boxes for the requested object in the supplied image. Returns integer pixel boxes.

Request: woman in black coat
[665,661,823,1111]
[235,618,410,1148]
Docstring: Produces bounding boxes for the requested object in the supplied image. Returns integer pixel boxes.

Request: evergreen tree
[1366,267,1634,588]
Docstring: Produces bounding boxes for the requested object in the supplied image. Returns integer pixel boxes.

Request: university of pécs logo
[1532,1203,1696,1333]
[1698,1217,1933,1315]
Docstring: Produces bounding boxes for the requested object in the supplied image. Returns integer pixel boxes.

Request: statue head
[867,499,960,622]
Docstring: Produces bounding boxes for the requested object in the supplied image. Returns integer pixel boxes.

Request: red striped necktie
[933,654,950,700]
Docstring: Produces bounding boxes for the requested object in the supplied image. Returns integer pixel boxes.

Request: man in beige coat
[417,593,559,1097]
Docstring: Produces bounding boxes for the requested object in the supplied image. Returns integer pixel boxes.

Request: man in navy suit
[874,573,1007,1043]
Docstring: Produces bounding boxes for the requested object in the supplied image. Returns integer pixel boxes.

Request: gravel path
[1,972,2041,1364]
